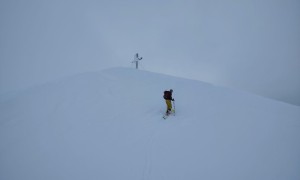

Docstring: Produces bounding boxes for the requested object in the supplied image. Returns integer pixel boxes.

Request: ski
[162,110,175,119]
[163,114,169,119]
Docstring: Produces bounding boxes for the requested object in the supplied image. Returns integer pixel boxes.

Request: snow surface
[1,67,300,180]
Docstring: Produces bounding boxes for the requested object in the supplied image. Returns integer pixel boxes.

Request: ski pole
[172,100,175,115]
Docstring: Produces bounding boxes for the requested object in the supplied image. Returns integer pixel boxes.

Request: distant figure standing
[163,89,175,115]
[132,53,142,69]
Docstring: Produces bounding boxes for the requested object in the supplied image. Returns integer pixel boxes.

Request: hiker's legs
[166,100,172,114]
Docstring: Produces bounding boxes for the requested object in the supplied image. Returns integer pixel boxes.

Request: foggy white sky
[1,0,300,105]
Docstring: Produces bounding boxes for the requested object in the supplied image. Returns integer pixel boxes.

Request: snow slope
[1,67,300,180]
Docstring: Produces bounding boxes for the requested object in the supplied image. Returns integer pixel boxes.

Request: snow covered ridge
[0,67,300,180]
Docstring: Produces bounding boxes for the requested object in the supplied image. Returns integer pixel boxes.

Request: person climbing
[163,89,175,115]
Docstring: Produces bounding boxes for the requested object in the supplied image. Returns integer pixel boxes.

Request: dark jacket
[163,91,173,100]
